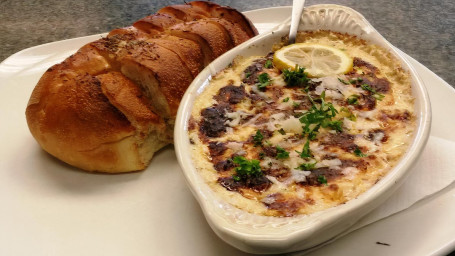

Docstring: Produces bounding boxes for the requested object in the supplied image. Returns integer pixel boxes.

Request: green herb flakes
[276,146,290,159]
[297,162,317,171]
[347,94,360,105]
[253,130,264,147]
[232,156,263,181]
[338,78,349,85]
[299,91,342,138]
[322,119,343,132]
[361,84,385,101]
[317,175,328,185]
[373,93,385,101]
[349,77,363,84]
[257,73,271,91]
[354,147,367,157]
[283,65,310,88]
[340,107,357,121]
[296,140,312,158]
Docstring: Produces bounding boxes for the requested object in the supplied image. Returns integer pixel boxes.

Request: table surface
[1,1,454,255]
[1,0,454,87]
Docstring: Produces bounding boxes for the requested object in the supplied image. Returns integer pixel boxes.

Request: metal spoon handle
[289,0,306,44]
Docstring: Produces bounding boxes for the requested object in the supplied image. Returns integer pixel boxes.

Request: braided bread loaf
[25,1,257,173]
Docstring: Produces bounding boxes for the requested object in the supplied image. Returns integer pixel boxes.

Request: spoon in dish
[288,0,306,44]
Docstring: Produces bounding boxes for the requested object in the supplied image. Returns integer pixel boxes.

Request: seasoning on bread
[25,1,258,173]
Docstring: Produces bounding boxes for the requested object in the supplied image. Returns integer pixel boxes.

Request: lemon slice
[273,43,353,77]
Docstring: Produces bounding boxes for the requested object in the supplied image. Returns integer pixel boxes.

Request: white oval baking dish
[174,4,431,254]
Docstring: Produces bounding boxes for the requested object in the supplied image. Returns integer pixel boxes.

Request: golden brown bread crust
[107,27,206,78]
[97,71,164,130]
[148,35,206,78]
[158,5,209,21]
[26,67,138,172]
[122,42,194,117]
[208,18,251,46]
[169,20,233,59]
[108,26,151,41]
[166,27,215,65]
[188,1,258,37]
[25,1,257,173]
[133,13,179,35]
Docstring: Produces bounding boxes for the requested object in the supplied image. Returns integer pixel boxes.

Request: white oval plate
[175,4,431,254]
[2,5,454,256]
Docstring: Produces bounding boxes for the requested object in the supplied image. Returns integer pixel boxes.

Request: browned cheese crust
[189,31,415,217]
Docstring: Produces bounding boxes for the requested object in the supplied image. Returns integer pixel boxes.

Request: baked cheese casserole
[188,31,415,217]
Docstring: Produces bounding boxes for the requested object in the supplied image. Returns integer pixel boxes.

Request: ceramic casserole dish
[174,4,431,254]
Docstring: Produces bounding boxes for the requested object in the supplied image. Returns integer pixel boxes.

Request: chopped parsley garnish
[317,175,328,185]
[283,97,290,102]
[232,156,263,181]
[361,84,385,101]
[296,140,312,158]
[257,73,272,91]
[299,91,342,139]
[245,72,251,78]
[297,162,316,171]
[296,140,317,173]
[354,147,367,157]
[277,128,286,135]
[276,146,289,159]
[283,65,310,88]
[307,125,321,140]
[264,59,273,69]
[338,78,349,85]
[347,94,360,105]
[293,112,305,118]
[322,119,343,132]
[360,84,373,91]
[253,130,264,147]
[341,107,357,121]
[292,101,300,108]
[349,77,363,84]
[373,93,385,101]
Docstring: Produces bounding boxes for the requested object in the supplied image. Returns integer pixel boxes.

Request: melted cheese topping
[188,31,415,217]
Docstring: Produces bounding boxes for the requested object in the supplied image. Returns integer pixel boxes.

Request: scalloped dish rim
[174,4,431,254]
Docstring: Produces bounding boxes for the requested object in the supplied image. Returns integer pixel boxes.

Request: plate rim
[0,5,453,256]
